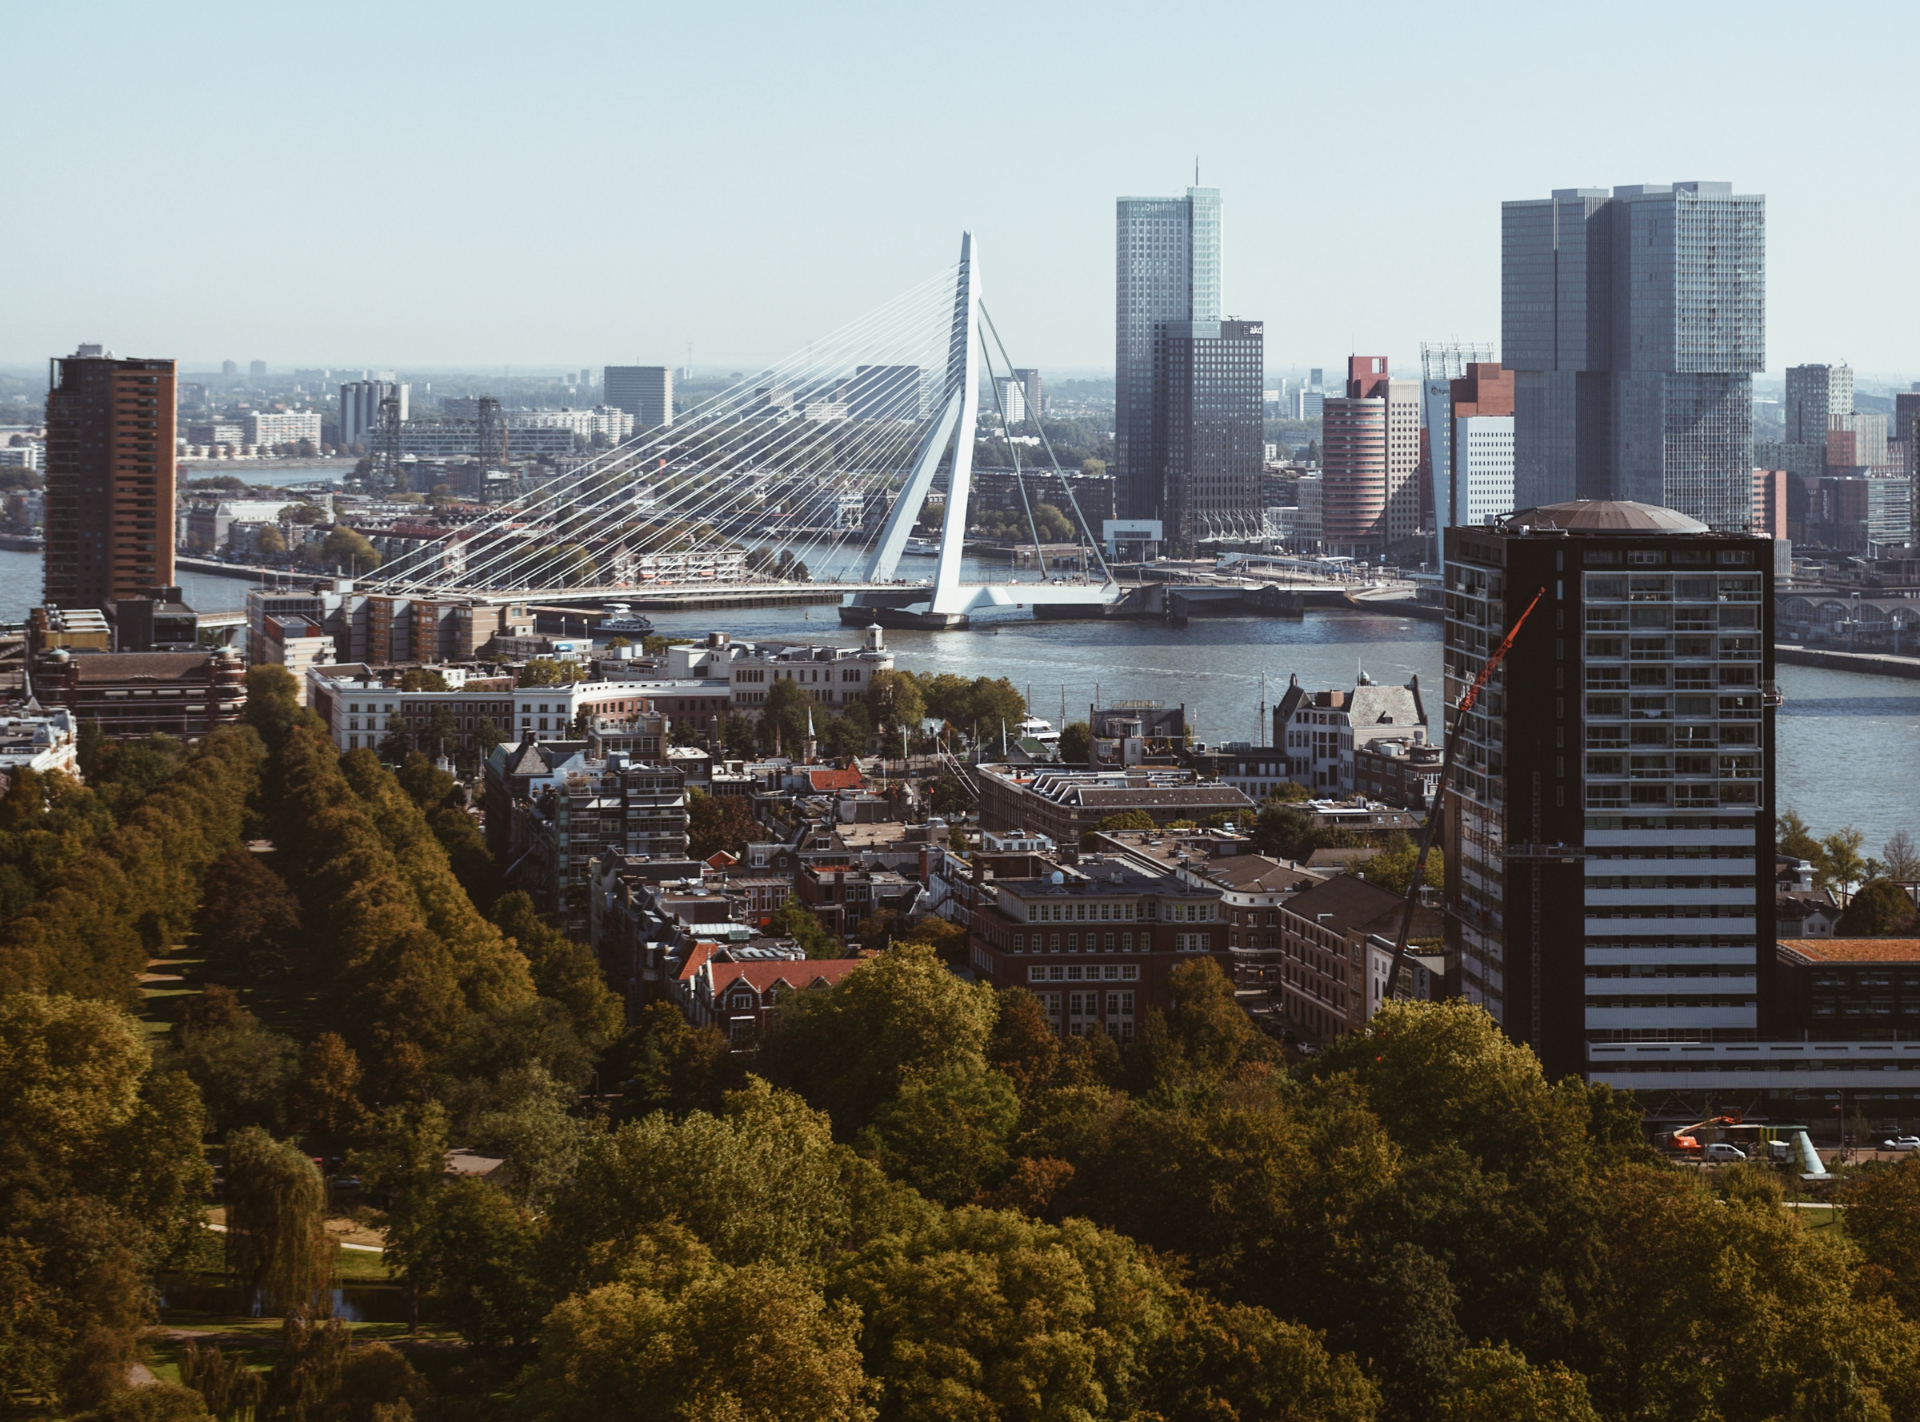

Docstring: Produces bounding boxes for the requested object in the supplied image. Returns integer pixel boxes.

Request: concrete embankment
[1774,645,1920,681]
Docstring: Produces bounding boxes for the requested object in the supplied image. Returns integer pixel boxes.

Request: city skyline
[5,3,1920,376]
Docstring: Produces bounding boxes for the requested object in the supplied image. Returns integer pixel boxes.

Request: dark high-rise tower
[1443,501,1775,1081]
[43,348,176,610]
[1153,318,1265,557]
[1502,183,1765,531]
[1117,186,1262,549]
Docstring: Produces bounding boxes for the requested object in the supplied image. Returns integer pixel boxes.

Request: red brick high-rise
[43,348,176,610]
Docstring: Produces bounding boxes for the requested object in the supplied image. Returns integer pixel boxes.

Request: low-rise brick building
[1276,873,1442,1041]
[964,856,1230,1040]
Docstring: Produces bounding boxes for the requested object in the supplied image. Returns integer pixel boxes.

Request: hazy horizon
[6,1,1919,381]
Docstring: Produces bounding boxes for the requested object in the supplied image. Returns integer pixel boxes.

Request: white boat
[1015,716,1060,746]
[903,536,940,555]
[596,602,655,634]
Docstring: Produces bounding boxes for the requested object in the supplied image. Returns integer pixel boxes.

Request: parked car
[1881,1137,1920,1152]
[1703,1143,1747,1163]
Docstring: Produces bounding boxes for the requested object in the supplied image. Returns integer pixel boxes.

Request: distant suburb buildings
[1502,182,1765,532]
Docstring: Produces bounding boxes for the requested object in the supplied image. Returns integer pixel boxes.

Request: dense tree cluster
[0,728,262,1001]
[5,674,1919,1420]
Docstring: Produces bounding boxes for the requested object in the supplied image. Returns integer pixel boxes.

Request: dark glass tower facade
[1502,183,1765,532]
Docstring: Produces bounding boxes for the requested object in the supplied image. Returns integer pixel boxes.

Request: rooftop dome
[1501,500,1710,534]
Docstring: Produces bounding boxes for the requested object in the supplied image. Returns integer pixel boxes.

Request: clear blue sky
[5,1,1917,382]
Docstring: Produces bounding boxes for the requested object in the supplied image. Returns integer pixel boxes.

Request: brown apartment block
[44,350,176,610]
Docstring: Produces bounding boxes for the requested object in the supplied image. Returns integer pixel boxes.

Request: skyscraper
[43,348,176,609]
[1783,363,1852,446]
[1153,318,1265,556]
[1116,187,1220,521]
[1443,501,1774,1081]
[1320,357,1421,559]
[604,366,673,429]
[1502,182,1765,531]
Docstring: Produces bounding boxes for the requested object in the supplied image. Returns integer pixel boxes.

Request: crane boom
[1376,586,1547,1009]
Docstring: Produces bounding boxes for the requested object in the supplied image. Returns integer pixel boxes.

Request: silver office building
[1116,187,1220,520]
[1502,182,1765,532]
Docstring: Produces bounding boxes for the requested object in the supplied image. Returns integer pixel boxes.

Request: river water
[1,549,1911,851]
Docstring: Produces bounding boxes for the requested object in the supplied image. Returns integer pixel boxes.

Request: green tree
[1432,1345,1601,1422]
[760,677,814,755]
[0,994,213,1408]
[284,1032,364,1165]
[1778,807,1824,868]
[686,789,760,861]
[1838,878,1916,935]
[1822,825,1869,898]
[165,985,299,1134]
[398,667,448,692]
[1840,1156,1920,1318]
[320,525,381,572]
[492,891,624,1046]
[856,1064,1020,1205]
[821,701,872,759]
[517,657,582,687]
[519,1252,874,1422]
[1144,1295,1381,1422]
[865,669,925,735]
[1058,719,1091,764]
[223,1127,335,1316]
[768,900,838,958]
[253,524,286,556]
[761,942,999,1137]
[929,771,972,817]
[1096,809,1155,833]
[1355,833,1444,895]
[832,1207,1174,1422]
[617,1002,743,1118]
[408,1176,548,1355]
[194,847,302,983]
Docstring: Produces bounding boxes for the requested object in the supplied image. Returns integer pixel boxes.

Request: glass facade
[1502,183,1765,530]
[1116,188,1222,522]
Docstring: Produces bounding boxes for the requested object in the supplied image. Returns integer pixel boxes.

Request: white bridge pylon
[860,233,1116,620]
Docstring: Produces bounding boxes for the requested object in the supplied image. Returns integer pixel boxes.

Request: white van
[1703,1143,1747,1163]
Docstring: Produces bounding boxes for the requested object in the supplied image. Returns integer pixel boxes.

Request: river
[0,549,1911,852]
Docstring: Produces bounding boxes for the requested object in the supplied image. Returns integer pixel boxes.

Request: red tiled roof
[706,850,741,869]
[676,941,720,982]
[1780,938,1920,964]
[808,767,865,792]
[709,958,862,993]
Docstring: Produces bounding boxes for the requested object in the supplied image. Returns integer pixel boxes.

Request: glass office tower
[1502,183,1765,531]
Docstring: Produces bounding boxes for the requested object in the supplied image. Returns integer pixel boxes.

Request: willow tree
[225,1127,335,1316]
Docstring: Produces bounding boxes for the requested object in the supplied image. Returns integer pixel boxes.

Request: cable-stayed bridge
[363,235,1121,630]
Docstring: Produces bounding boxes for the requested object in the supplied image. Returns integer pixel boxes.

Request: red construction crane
[1377,586,1547,1008]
